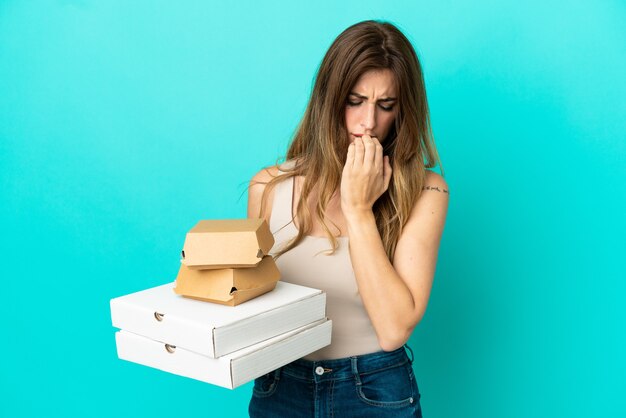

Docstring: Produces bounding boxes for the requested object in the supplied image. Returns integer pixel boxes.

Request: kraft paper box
[111,281,327,358]
[115,319,332,389]
[174,255,280,306]
[181,219,274,269]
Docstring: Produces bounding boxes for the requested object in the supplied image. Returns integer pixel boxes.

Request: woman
[247,20,448,418]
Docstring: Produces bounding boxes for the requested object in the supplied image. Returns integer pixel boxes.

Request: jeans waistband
[276,345,413,383]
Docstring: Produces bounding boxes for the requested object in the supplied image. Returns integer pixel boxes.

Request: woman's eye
[346,100,394,111]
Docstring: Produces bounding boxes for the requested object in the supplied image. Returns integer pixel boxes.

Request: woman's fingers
[343,135,391,209]
[361,135,378,171]
[345,141,355,170]
[353,137,365,167]
[383,155,392,190]
[346,134,387,178]
[373,137,383,172]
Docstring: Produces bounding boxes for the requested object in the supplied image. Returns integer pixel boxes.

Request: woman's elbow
[377,311,425,351]
[379,338,406,352]
[377,326,415,352]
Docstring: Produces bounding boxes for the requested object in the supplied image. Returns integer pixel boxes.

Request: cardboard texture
[111,281,327,358]
[174,255,280,306]
[181,219,274,269]
[115,319,332,389]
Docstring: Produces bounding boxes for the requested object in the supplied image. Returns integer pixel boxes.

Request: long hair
[256,20,442,260]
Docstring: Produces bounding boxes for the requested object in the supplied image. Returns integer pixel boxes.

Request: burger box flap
[110,281,326,358]
[181,219,274,269]
[173,256,280,306]
[183,282,278,307]
[115,318,332,389]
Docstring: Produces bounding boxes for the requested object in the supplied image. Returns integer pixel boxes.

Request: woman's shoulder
[250,159,297,183]
[423,169,449,194]
[250,165,280,184]
[248,166,279,221]
[248,160,297,221]
[399,169,449,231]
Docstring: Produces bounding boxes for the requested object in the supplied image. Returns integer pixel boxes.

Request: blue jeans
[249,346,422,417]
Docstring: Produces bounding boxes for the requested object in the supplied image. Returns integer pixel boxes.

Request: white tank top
[269,161,383,360]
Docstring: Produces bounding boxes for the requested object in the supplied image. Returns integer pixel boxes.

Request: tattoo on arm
[422,185,449,194]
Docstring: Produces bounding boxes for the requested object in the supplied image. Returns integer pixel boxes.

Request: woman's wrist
[344,208,376,232]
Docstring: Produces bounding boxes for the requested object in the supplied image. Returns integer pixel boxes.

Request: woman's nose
[361,104,377,131]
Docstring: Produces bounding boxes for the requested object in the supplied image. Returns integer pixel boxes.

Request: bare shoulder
[422,170,450,196]
[250,165,281,185]
[396,170,449,245]
[410,169,449,219]
[247,165,281,221]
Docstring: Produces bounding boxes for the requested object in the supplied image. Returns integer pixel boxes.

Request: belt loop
[274,367,282,380]
[350,357,362,385]
[403,343,415,364]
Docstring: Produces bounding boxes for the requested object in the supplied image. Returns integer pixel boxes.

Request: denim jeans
[249,345,422,418]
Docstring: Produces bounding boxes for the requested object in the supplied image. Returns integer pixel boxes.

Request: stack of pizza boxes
[111,219,332,389]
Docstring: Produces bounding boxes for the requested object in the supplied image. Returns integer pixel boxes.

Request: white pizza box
[115,319,332,389]
[110,281,326,358]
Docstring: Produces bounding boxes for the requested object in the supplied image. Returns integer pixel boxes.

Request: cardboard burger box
[181,219,274,269]
[111,281,327,359]
[115,318,332,389]
[174,255,280,306]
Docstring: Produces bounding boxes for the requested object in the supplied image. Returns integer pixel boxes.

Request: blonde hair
[256,20,442,260]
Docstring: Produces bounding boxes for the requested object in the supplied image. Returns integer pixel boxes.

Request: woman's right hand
[340,135,392,218]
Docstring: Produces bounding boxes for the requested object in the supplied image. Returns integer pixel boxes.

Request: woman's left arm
[341,135,449,351]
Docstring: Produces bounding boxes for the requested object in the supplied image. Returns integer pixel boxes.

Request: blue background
[1,1,625,417]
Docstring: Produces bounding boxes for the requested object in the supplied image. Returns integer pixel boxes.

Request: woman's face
[345,69,398,143]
